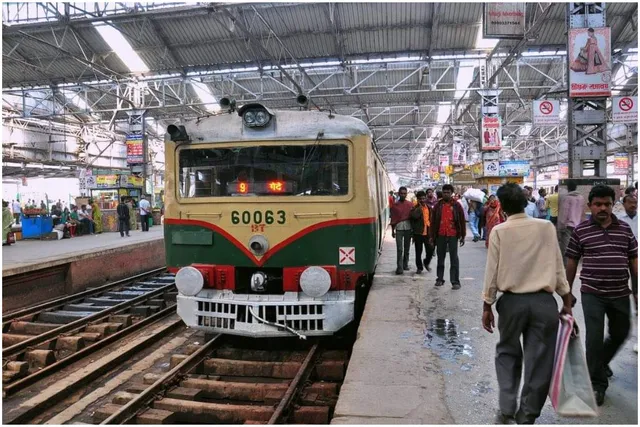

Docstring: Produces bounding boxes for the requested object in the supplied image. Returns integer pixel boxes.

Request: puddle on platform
[423,318,474,363]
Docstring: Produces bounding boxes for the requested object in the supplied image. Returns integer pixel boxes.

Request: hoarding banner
[568,27,612,97]
[614,153,629,175]
[612,96,638,123]
[481,116,502,151]
[483,3,526,39]
[484,160,500,177]
[471,162,484,178]
[119,175,144,188]
[126,134,144,164]
[499,160,531,177]
[559,163,569,179]
[95,175,119,188]
[452,140,468,165]
[533,100,560,125]
[439,154,450,172]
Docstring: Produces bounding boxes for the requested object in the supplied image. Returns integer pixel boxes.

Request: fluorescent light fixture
[4,162,23,168]
[436,105,451,124]
[93,22,149,73]
[476,27,499,50]
[521,51,567,57]
[191,80,220,112]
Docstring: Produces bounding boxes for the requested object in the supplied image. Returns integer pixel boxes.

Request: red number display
[268,181,284,192]
[238,182,248,193]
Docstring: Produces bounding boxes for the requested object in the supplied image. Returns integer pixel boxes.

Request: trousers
[495,292,559,422]
[469,211,480,238]
[436,236,459,284]
[581,292,631,392]
[557,226,574,266]
[395,229,412,271]
[413,234,434,271]
[141,214,150,232]
[119,219,130,237]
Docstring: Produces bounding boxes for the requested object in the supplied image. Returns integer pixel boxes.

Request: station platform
[332,230,638,425]
[2,227,165,312]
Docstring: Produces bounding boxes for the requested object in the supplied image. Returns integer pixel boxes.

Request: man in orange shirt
[411,190,434,273]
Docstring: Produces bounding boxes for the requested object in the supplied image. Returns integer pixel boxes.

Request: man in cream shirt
[482,183,573,425]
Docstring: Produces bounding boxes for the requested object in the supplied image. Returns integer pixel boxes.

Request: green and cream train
[164,102,392,338]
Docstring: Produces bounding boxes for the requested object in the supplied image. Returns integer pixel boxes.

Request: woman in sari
[484,195,506,248]
[570,28,610,74]
[90,199,103,234]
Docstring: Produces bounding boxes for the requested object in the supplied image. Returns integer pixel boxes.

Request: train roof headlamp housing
[167,124,190,142]
[238,103,273,128]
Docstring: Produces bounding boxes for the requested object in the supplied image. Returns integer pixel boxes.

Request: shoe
[604,365,613,378]
[416,269,423,274]
[595,390,605,406]
[514,409,535,425]
[435,280,444,287]
[473,236,479,242]
[126,234,130,237]
[395,269,403,275]
[403,266,410,271]
[423,259,432,272]
[495,411,515,424]
[452,283,461,290]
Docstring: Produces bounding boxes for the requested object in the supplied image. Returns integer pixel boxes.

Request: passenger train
[164,100,392,338]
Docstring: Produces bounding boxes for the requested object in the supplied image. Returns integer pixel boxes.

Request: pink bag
[549,315,598,417]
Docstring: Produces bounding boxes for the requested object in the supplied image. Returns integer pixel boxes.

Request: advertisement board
[614,153,629,175]
[471,162,484,179]
[568,27,611,97]
[439,154,450,172]
[126,134,144,164]
[484,160,500,177]
[612,96,638,123]
[452,140,467,165]
[95,175,119,188]
[483,3,526,39]
[532,100,560,125]
[119,175,144,188]
[499,160,531,177]
[481,116,502,151]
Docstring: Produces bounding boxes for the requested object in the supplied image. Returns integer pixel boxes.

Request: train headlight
[300,267,331,298]
[244,110,256,126]
[249,235,269,255]
[251,271,267,292]
[239,104,273,128]
[255,110,269,126]
[175,266,204,296]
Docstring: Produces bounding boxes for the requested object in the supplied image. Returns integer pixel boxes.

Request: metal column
[126,109,147,193]
[480,89,501,180]
[566,3,608,178]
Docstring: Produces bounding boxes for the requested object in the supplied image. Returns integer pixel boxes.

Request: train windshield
[178,144,349,198]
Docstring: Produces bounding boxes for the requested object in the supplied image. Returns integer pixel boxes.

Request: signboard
[95,175,119,188]
[119,175,144,188]
[481,116,502,151]
[452,140,467,165]
[439,154,450,172]
[559,163,569,179]
[614,153,629,175]
[86,175,97,189]
[471,162,484,178]
[484,160,500,177]
[483,3,526,39]
[612,96,638,123]
[126,134,144,164]
[568,27,611,97]
[499,160,531,177]
[533,100,560,125]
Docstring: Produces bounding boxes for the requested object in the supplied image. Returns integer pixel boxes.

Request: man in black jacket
[410,191,434,273]
[430,184,467,289]
[117,197,130,237]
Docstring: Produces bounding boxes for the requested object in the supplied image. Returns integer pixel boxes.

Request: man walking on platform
[482,183,573,425]
[410,191,434,273]
[390,186,413,275]
[430,184,466,289]
[619,194,639,353]
[557,181,586,264]
[565,185,638,406]
[546,185,560,226]
[117,197,130,237]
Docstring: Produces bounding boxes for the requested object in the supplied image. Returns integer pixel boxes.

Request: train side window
[374,160,381,210]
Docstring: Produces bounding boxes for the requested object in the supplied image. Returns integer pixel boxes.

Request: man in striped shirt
[565,185,638,407]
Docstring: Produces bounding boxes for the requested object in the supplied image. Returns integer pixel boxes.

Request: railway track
[2,269,177,396]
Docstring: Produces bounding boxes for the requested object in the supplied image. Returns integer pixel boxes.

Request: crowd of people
[390,181,638,423]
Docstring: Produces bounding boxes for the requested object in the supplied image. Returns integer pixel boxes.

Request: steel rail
[268,342,320,424]
[3,317,184,425]
[3,303,177,397]
[2,267,167,323]
[100,334,224,424]
[3,283,175,358]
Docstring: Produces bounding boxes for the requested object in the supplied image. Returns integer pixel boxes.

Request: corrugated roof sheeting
[337,3,433,29]
[438,3,482,24]
[435,25,478,50]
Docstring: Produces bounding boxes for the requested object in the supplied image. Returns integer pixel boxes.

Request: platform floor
[333,228,638,425]
[2,226,164,274]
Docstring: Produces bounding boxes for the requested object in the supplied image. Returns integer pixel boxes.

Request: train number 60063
[231,210,286,225]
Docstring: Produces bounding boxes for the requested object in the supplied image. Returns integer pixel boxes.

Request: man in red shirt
[430,184,467,289]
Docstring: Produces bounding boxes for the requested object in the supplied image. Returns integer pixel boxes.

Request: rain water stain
[423,318,474,362]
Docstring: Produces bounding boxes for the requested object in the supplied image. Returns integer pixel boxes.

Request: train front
[164,103,375,338]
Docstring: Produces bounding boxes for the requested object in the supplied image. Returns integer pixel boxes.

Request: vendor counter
[99,209,162,232]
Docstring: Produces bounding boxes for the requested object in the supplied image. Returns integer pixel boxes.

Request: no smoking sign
[612,96,638,124]
[539,101,554,115]
[619,97,634,112]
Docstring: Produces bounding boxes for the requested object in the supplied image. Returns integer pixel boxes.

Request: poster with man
[452,140,467,165]
[481,116,502,151]
[568,27,611,97]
